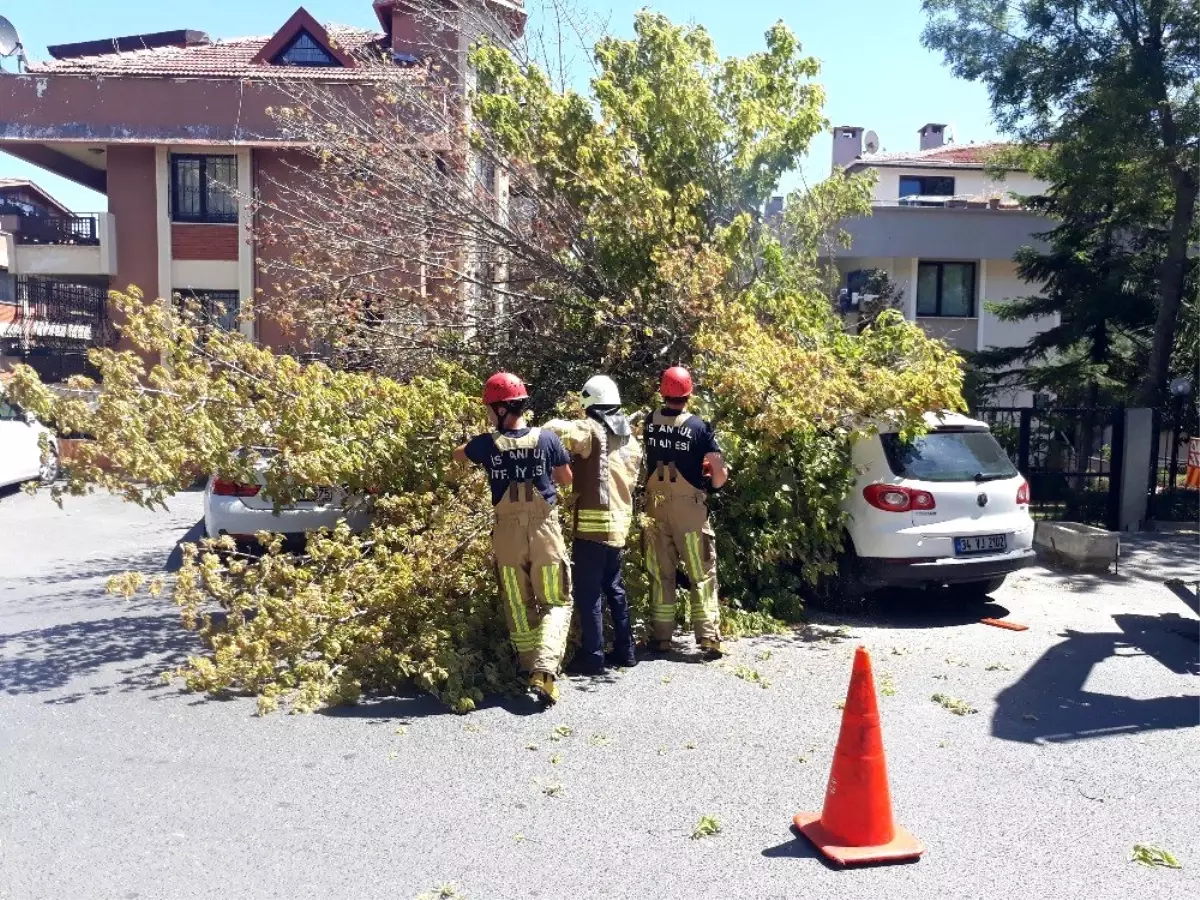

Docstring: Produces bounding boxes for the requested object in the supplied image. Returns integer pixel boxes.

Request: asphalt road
[1,487,1198,900]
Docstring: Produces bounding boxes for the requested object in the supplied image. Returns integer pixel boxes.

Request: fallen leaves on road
[416,883,464,900]
[945,656,970,667]
[729,664,770,688]
[931,693,977,716]
[691,815,721,839]
[1022,713,1039,722]
[550,724,573,742]
[589,733,612,748]
[880,673,897,696]
[1131,843,1182,869]
[985,662,1013,671]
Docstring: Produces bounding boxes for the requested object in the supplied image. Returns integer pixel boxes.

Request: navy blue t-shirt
[644,409,722,491]
[464,427,570,505]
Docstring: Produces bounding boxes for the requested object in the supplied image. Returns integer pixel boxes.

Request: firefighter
[642,366,728,658]
[454,372,574,706]
[544,375,642,675]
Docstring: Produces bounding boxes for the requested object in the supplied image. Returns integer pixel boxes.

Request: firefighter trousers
[492,487,572,676]
[643,476,720,644]
[572,538,635,673]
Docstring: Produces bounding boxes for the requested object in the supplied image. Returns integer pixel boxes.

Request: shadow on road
[0,611,197,698]
[993,615,1199,744]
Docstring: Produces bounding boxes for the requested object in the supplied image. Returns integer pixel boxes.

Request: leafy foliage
[7,14,963,713]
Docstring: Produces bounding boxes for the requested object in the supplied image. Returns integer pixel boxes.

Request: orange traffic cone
[793,646,924,866]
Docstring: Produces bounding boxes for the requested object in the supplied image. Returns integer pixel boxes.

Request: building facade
[0,1,523,375]
[830,124,1056,403]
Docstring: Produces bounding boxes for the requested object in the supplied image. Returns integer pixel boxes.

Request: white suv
[835,412,1035,601]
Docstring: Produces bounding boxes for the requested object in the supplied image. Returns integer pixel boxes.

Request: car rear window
[880,430,1018,483]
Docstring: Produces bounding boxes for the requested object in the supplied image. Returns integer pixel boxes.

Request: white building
[830,124,1056,403]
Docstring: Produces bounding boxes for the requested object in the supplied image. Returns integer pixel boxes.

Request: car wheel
[39,448,60,485]
[949,576,1006,598]
[812,540,868,613]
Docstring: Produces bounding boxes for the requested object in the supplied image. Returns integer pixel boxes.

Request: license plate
[303,486,334,504]
[954,534,1008,555]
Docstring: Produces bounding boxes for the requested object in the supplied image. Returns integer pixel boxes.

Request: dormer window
[274,30,339,66]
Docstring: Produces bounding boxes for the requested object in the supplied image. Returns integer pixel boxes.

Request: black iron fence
[1148,408,1199,523]
[10,214,100,246]
[974,406,1125,530]
[2,277,110,382]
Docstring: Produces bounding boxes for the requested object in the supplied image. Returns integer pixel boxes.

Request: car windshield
[880,430,1018,483]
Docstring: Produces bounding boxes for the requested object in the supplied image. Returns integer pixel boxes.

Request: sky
[0,0,1003,212]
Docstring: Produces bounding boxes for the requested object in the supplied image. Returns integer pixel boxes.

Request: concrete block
[1034,521,1120,573]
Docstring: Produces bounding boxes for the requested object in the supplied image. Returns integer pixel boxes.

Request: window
[0,274,15,305]
[170,155,238,223]
[273,30,339,67]
[916,261,976,317]
[177,289,241,331]
[880,430,1018,483]
[899,175,955,202]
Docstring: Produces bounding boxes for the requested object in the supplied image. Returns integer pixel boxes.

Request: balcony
[0,212,117,277]
[0,276,110,354]
[832,203,1051,261]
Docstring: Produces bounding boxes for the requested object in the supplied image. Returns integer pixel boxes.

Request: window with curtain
[177,290,241,331]
[170,155,238,223]
[916,261,976,317]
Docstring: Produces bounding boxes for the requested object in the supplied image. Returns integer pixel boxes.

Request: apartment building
[830,123,1056,401]
[0,2,523,376]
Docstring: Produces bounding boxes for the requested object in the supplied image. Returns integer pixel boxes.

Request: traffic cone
[792,646,923,866]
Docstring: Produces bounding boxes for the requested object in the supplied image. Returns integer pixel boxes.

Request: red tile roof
[852,141,1014,169]
[28,26,394,80]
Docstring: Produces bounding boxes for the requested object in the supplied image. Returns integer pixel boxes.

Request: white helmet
[581,374,621,408]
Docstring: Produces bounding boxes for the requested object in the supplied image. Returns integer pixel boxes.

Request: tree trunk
[1138,169,1198,407]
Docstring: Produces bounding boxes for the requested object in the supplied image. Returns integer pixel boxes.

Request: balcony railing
[10,214,101,246]
[0,276,111,354]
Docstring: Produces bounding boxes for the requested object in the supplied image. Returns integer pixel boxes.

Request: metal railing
[10,214,101,246]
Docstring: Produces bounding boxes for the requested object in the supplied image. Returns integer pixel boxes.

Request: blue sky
[0,0,1002,211]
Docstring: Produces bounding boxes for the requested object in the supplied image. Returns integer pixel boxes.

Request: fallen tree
[7,11,963,712]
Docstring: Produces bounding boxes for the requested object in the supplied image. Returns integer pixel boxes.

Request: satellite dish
[863,130,880,154]
[943,123,957,145]
[0,15,28,71]
[0,16,20,56]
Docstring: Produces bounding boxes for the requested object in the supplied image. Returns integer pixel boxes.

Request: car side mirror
[23,410,37,425]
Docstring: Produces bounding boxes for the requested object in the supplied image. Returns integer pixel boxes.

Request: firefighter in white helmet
[544,375,642,674]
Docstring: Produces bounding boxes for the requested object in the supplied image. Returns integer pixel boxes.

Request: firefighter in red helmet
[641,366,729,658]
[454,372,574,705]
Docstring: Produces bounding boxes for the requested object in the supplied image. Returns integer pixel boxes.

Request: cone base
[793,812,924,866]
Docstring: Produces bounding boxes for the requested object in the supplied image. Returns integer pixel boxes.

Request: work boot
[605,651,638,669]
[699,639,725,660]
[529,672,560,706]
[643,639,672,655]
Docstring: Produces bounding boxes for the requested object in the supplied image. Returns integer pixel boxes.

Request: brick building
[0,1,524,375]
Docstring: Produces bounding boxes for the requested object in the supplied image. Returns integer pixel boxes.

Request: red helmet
[483,372,529,406]
[659,366,693,399]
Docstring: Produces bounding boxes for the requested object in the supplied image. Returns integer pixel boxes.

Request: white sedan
[0,392,59,489]
[203,449,369,544]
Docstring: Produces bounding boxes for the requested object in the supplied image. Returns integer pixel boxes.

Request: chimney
[831,126,864,172]
[919,123,948,150]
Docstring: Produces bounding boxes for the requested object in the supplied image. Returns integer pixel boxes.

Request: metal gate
[974,407,1125,530]
[1147,408,1199,524]
[1,276,109,383]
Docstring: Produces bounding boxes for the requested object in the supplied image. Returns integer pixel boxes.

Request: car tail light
[863,484,937,512]
[1016,480,1030,506]
[212,477,260,498]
